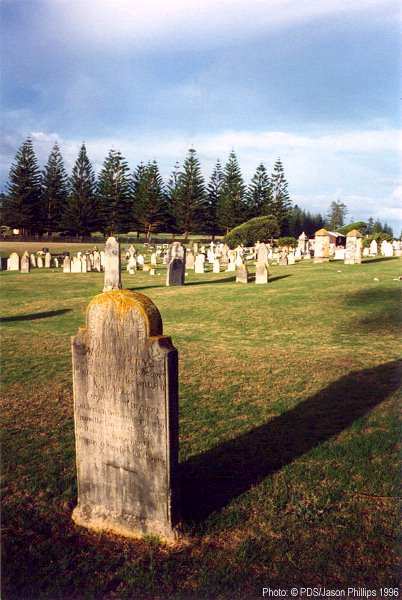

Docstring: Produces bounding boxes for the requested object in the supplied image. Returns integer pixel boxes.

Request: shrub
[277,236,297,247]
[337,221,367,235]
[223,216,279,248]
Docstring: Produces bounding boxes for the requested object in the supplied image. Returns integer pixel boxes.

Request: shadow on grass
[269,274,292,283]
[0,309,72,323]
[181,360,401,522]
[362,257,399,265]
[128,276,237,291]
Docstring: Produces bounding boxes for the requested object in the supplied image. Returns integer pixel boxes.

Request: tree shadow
[363,257,399,265]
[0,309,72,323]
[181,360,401,522]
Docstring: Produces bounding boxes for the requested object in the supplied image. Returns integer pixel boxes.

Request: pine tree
[97,149,132,235]
[165,161,181,235]
[326,201,347,231]
[366,217,374,234]
[134,161,167,240]
[218,150,247,233]
[41,142,68,235]
[61,144,97,237]
[3,138,42,235]
[247,163,273,219]
[270,158,292,234]
[174,148,207,238]
[206,159,224,238]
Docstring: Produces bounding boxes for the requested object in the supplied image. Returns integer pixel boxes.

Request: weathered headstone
[166,242,186,286]
[127,256,137,275]
[297,231,309,255]
[72,289,180,541]
[314,228,330,263]
[81,257,87,273]
[103,237,122,292]
[8,252,20,271]
[344,229,363,264]
[37,255,44,269]
[21,252,30,273]
[369,239,378,256]
[185,251,195,270]
[236,263,249,283]
[71,257,82,273]
[63,256,71,273]
[93,251,101,272]
[53,257,59,268]
[45,252,51,268]
[287,252,296,265]
[30,253,37,268]
[255,261,268,284]
[212,258,220,273]
[194,254,205,274]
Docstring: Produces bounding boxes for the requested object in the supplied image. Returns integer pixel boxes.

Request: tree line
[0,138,394,240]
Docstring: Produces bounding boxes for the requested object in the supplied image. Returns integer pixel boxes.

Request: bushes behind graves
[223,216,280,248]
[277,236,297,247]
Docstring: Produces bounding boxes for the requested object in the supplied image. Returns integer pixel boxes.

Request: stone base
[72,504,179,544]
[313,257,329,263]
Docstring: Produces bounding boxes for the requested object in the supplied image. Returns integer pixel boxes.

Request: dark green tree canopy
[206,159,224,238]
[97,149,132,235]
[61,143,97,236]
[326,201,347,231]
[134,161,167,240]
[3,138,42,234]
[270,157,292,232]
[42,142,68,234]
[174,148,207,237]
[218,151,247,232]
[224,215,280,248]
[247,162,273,219]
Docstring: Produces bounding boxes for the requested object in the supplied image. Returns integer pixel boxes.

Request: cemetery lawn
[1,257,401,599]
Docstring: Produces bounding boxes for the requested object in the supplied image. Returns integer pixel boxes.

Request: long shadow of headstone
[181,360,401,521]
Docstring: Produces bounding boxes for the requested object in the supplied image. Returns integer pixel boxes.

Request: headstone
[236,263,249,283]
[369,239,378,256]
[71,289,180,541]
[37,255,44,269]
[287,252,296,265]
[279,253,288,266]
[63,256,71,273]
[93,251,101,272]
[212,258,220,273]
[45,252,51,268]
[256,243,269,264]
[8,252,20,271]
[30,253,36,268]
[81,257,87,273]
[255,262,268,284]
[334,248,345,260]
[295,248,302,261]
[71,257,82,273]
[383,241,394,257]
[314,228,330,263]
[53,257,59,268]
[297,231,309,255]
[21,252,30,273]
[150,252,157,267]
[127,256,137,275]
[185,251,195,270]
[137,254,145,269]
[363,247,370,257]
[103,237,122,292]
[166,242,186,286]
[344,229,363,264]
[194,254,205,274]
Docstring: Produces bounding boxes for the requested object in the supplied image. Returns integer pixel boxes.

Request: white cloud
[48,0,399,51]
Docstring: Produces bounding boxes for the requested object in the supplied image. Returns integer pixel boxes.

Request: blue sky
[1,0,401,232]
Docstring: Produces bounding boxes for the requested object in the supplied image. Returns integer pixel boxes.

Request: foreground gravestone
[166,242,186,286]
[314,228,330,263]
[103,237,122,292]
[72,289,180,541]
[344,229,363,264]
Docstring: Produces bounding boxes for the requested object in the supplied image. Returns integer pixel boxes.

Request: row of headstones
[6,251,57,272]
[314,229,401,263]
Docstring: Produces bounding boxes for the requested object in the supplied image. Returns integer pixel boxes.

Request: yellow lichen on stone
[87,290,162,335]
[346,229,362,237]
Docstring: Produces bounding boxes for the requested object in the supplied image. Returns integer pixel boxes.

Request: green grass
[1,256,401,599]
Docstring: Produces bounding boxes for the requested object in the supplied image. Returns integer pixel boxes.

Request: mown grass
[1,256,401,599]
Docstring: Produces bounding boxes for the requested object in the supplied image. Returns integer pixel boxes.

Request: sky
[1,0,401,233]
